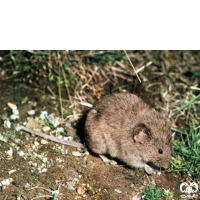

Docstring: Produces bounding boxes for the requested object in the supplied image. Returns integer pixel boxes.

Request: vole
[85,93,172,174]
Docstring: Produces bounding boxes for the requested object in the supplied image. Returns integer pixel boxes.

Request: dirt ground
[0,52,193,200]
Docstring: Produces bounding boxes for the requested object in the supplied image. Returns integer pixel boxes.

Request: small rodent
[85,93,172,174]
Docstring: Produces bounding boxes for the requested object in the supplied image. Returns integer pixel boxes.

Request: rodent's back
[85,93,151,150]
[91,93,150,134]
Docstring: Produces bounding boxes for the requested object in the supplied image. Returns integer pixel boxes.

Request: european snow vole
[85,93,172,173]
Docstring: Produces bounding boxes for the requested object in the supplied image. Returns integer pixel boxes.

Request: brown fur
[85,93,172,170]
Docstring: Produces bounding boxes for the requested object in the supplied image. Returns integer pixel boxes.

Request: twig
[47,86,56,98]
[135,61,153,73]
[18,126,84,149]
[190,86,200,91]
[31,195,53,200]
[28,187,52,193]
[124,50,141,82]
[79,102,93,108]
[81,51,104,57]
[61,65,73,106]
[58,64,63,119]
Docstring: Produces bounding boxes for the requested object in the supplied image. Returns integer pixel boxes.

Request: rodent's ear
[133,123,152,144]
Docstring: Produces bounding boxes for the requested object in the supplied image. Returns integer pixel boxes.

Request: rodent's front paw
[99,155,117,165]
[144,164,154,175]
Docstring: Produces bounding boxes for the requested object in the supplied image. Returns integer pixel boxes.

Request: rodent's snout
[162,162,170,170]
[147,161,170,171]
[157,161,170,171]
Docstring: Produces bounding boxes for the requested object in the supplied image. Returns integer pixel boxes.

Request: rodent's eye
[158,149,163,154]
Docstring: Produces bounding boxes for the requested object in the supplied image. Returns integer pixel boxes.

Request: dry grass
[2,50,200,127]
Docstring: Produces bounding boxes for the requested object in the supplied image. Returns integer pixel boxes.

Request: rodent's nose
[163,162,170,170]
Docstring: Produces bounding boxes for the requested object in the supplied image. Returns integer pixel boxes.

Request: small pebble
[40,168,47,173]
[66,179,78,190]
[15,146,20,150]
[4,119,11,128]
[77,186,85,195]
[157,171,162,176]
[57,127,64,132]
[42,126,51,132]
[14,138,21,143]
[66,185,75,191]
[27,110,35,116]
[38,164,45,171]
[6,147,13,157]
[28,161,37,167]
[114,189,122,194]
[15,125,22,131]
[41,139,48,144]
[10,114,19,120]
[21,97,28,104]
[47,114,60,127]
[72,151,82,157]
[40,111,48,119]
[8,169,16,174]
[18,150,25,157]
[25,183,30,188]
[0,134,8,142]
[34,141,40,146]
[12,109,19,116]
[56,158,64,163]
[43,157,48,163]
[7,102,17,110]
[0,178,14,186]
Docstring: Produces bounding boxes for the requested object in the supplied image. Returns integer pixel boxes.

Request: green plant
[142,186,164,200]
[82,50,125,65]
[49,185,57,200]
[170,121,200,181]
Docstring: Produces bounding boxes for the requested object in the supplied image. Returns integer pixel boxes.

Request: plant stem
[170,94,200,118]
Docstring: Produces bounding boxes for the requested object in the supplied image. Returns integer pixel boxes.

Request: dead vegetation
[3,50,199,126]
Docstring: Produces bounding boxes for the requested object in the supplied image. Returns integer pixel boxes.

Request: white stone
[27,110,35,115]
[72,151,82,157]
[8,169,16,174]
[6,147,13,157]
[4,119,11,128]
[42,126,51,132]
[114,189,122,193]
[40,111,48,119]
[41,139,48,144]
[57,127,64,132]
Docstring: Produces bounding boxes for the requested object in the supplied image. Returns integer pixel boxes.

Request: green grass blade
[170,94,200,118]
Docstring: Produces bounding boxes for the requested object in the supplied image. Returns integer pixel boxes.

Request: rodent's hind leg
[99,155,117,165]
[85,109,107,155]
[86,133,107,155]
